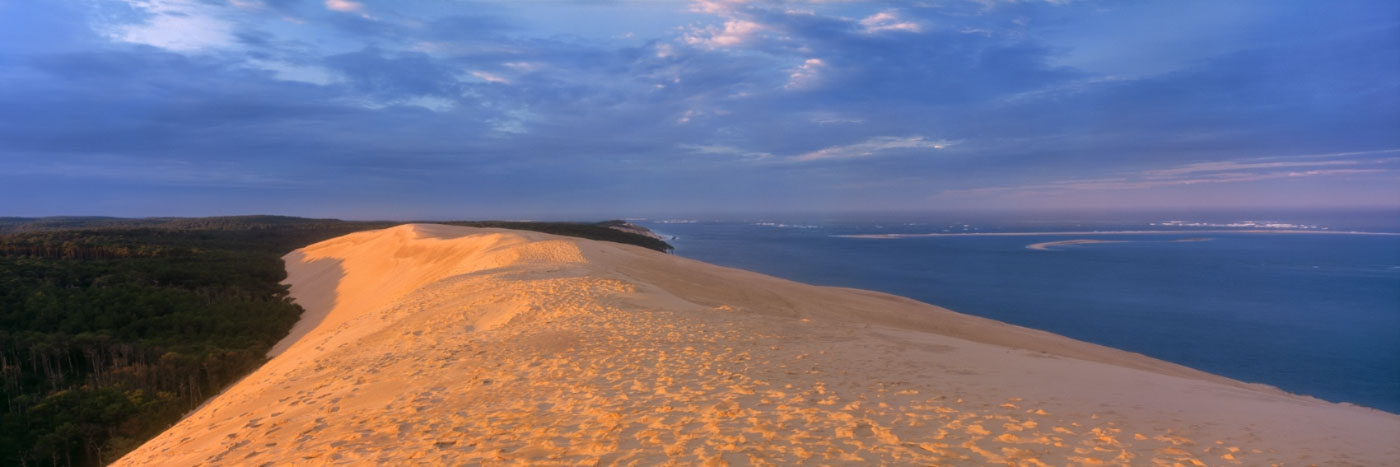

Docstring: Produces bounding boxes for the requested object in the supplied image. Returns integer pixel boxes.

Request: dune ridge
[116,224,1399,466]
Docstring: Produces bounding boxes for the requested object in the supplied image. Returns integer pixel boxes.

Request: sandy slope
[116,224,1399,466]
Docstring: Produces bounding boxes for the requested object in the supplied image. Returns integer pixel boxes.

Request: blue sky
[1,0,1397,219]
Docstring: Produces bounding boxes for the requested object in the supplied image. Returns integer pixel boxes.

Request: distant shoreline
[836,229,1400,239]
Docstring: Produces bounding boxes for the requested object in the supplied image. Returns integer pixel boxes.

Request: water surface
[638,217,1400,413]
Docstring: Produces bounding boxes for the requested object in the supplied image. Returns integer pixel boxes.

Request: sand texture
[116,224,1399,466]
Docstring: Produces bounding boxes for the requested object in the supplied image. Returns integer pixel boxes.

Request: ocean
[634,211,1400,413]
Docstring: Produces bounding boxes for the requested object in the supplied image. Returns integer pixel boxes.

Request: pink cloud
[859,11,922,34]
[324,0,363,13]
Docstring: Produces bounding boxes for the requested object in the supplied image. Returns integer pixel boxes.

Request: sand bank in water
[1026,239,1130,251]
[116,224,1399,466]
[1025,238,1212,250]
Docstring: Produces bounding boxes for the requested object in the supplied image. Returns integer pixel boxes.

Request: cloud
[682,0,768,48]
[859,11,922,34]
[105,0,235,52]
[1144,149,1400,177]
[1144,160,1362,178]
[1053,168,1389,191]
[676,109,702,124]
[689,0,750,15]
[784,58,826,90]
[792,136,953,162]
[324,0,364,13]
[324,48,465,100]
[3,0,1396,215]
[228,0,265,11]
[942,149,1400,197]
[247,59,338,85]
[502,61,543,72]
[469,70,510,84]
[679,144,773,161]
[685,19,763,48]
[971,0,1076,10]
[2,154,306,188]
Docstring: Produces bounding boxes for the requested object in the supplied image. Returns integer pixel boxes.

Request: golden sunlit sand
[116,224,1399,466]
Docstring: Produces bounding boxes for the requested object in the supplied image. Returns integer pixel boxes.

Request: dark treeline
[0,216,668,466]
[0,215,344,235]
[442,220,673,253]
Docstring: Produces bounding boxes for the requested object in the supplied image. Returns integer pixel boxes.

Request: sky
[1,0,1397,220]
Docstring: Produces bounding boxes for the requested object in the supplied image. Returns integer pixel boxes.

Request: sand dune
[116,224,1399,466]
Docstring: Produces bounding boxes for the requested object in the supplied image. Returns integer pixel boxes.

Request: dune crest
[266,224,587,358]
[117,224,1399,466]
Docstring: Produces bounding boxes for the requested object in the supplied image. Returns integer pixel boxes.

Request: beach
[115,224,1400,465]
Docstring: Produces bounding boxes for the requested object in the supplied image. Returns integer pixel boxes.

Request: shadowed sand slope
[117,224,1399,466]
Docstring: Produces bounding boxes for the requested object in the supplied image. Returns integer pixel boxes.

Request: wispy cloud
[684,19,763,48]
[1144,149,1400,177]
[2,155,307,189]
[683,0,767,48]
[323,0,378,20]
[324,0,364,13]
[679,144,773,161]
[941,149,1400,197]
[105,0,235,53]
[1046,168,1387,191]
[972,0,1076,11]
[859,11,922,34]
[792,136,954,162]
[5,0,1396,214]
[784,58,827,90]
[469,70,510,84]
[689,0,749,15]
[1144,160,1362,178]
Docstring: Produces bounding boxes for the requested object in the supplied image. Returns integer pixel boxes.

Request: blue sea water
[635,213,1400,413]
